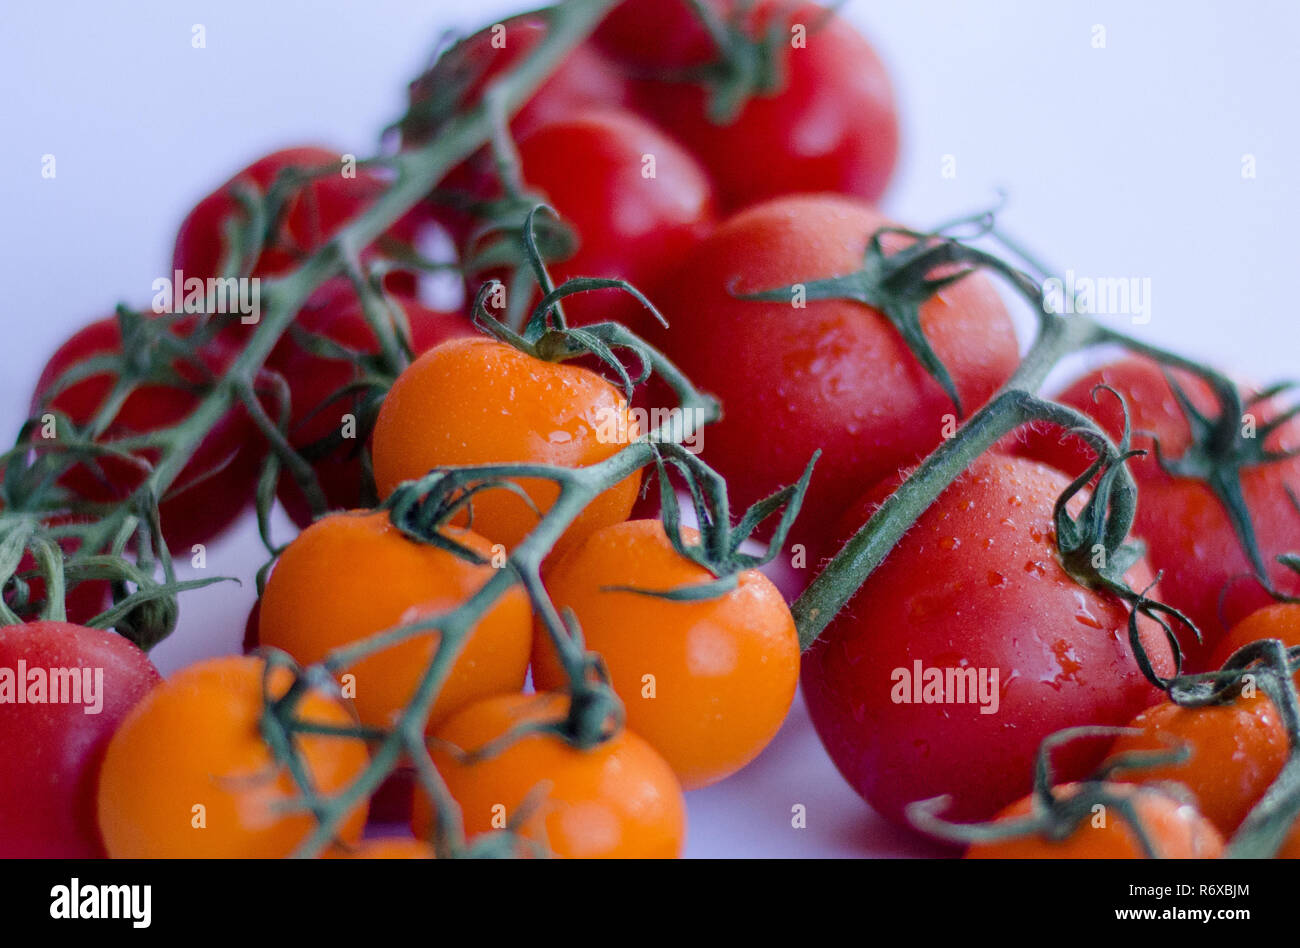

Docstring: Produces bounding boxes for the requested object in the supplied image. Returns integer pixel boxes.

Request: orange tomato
[325,836,435,859]
[534,519,799,789]
[259,511,532,731]
[1105,691,1288,835]
[370,337,641,557]
[1208,602,1300,675]
[964,783,1224,858]
[412,692,686,858]
[96,655,369,858]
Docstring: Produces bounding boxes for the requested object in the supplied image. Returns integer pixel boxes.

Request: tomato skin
[270,289,475,527]
[32,316,262,550]
[259,511,532,731]
[802,454,1173,826]
[964,783,1224,858]
[534,519,798,789]
[96,655,368,858]
[325,836,435,859]
[0,622,160,858]
[1209,602,1300,674]
[1106,691,1287,836]
[1013,358,1300,665]
[172,147,417,307]
[501,109,714,330]
[626,1,898,209]
[594,0,732,70]
[647,195,1018,553]
[371,337,642,557]
[411,692,686,858]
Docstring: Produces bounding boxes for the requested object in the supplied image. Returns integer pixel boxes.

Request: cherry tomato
[964,783,1224,858]
[623,0,898,209]
[96,654,368,858]
[802,454,1174,825]
[3,515,110,625]
[411,692,686,858]
[371,337,642,557]
[325,836,435,859]
[31,316,262,550]
[647,195,1018,553]
[594,0,732,70]
[271,287,474,527]
[173,147,417,307]
[1105,690,1287,835]
[534,519,798,789]
[1014,357,1300,665]
[258,511,532,731]
[1209,602,1300,674]
[0,621,160,857]
[494,108,714,330]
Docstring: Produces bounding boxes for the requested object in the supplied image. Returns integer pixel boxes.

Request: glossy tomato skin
[258,511,532,731]
[648,195,1018,553]
[96,655,369,858]
[501,109,715,330]
[1013,358,1300,666]
[32,317,262,551]
[1208,602,1300,674]
[1106,691,1287,836]
[172,147,417,307]
[411,692,686,858]
[270,288,475,527]
[802,454,1173,826]
[626,0,898,209]
[371,337,642,558]
[964,783,1224,859]
[0,621,160,858]
[533,519,799,789]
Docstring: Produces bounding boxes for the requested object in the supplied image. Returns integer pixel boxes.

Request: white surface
[3,0,1298,857]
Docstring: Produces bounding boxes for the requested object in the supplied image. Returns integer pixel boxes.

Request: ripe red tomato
[801,454,1174,826]
[964,783,1224,858]
[620,0,898,209]
[31,316,262,550]
[172,147,417,317]
[411,692,686,858]
[647,195,1018,553]
[0,621,160,857]
[270,287,474,526]
[1209,602,1300,673]
[488,108,714,330]
[533,519,799,789]
[594,0,732,70]
[1013,357,1300,666]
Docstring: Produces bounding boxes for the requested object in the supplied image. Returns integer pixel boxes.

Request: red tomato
[0,621,160,857]
[594,0,732,70]
[485,108,715,330]
[1013,357,1300,666]
[271,287,475,526]
[647,195,1018,554]
[802,454,1174,826]
[623,0,898,209]
[31,316,262,550]
[172,147,417,321]
[1208,602,1300,674]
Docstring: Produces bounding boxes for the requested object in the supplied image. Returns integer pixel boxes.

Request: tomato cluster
[4,0,1298,863]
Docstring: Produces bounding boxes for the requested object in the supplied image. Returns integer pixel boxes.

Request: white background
[3,0,1297,857]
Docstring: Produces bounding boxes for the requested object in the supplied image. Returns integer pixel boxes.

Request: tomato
[534,519,798,789]
[1209,602,1300,674]
[594,0,732,70]
[0,621,159,857]
[258,511,532,731]
[31,316,262,551]
[647,195,1018,554]
[3,515,111,626]
[964,783,1224,858]
[1105,690,1287,835]
[172,147,417,311]
[371,337,642,557]
[271,287,474,526]
[622,0,898,209]
[411,692,686,858]
[484,108,714,330]
[1014,357,1300,666]
[325,836,435,859]
[97,654,368,858]
[801,454,1174,825]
